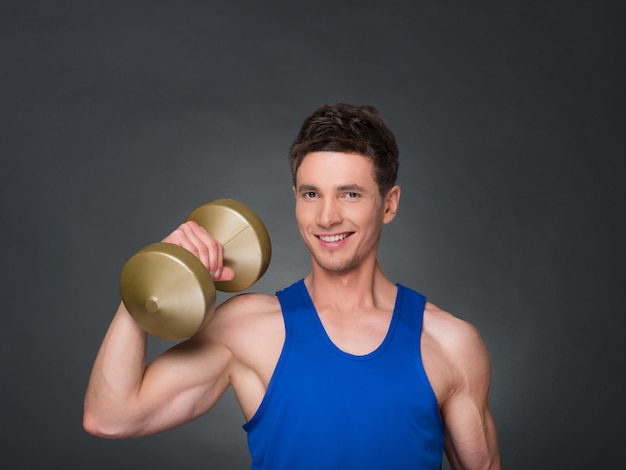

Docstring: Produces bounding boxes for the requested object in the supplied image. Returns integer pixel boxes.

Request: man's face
[294,151,399,274]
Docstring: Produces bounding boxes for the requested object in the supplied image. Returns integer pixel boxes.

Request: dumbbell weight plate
[120,243,216,340]
[187,199,271,292]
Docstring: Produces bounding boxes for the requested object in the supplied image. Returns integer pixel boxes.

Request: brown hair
[288,103,399,196]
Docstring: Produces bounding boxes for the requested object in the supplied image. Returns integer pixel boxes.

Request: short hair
[288,103,399,196]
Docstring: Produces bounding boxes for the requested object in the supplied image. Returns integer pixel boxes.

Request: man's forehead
[295,152,377,191]
[297,151,374,174]
[300,150,370,162]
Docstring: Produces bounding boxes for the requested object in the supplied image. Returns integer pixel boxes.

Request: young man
[84,104,500,469]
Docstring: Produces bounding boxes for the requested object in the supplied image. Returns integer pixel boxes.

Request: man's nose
[318,198,342,227]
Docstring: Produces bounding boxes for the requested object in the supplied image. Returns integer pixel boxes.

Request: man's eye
[346,192,359,199]
[303,192,317,198]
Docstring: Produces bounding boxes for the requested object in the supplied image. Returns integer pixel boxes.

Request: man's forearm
[83,302,148,437]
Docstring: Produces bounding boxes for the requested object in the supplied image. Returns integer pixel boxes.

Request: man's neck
[304,259,396,314]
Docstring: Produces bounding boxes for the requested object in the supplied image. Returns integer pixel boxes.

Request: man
[84,103,500,469]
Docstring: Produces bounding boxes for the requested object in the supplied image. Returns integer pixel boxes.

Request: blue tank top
[243,280,444,469]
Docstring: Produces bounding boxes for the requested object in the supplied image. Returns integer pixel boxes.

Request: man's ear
[383,185,401,224]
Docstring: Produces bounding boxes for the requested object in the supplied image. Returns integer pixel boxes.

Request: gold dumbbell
[119,199,271,340]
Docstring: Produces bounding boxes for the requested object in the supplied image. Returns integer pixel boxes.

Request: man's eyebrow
[296,184,319,192]
[337,184,366,192]
[297,184,367,192]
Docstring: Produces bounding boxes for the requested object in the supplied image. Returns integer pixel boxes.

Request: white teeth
[319,234,349,242]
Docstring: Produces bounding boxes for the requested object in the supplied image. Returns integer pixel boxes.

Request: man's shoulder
[224,291,281,308]
[424,302,479,340]
[422,301,487,367]
[421,301,492,404]
[213,291,282,324]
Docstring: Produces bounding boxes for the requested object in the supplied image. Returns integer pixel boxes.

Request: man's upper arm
[135,329,233,434]
[440,322,500,469]
[82,298,236,439]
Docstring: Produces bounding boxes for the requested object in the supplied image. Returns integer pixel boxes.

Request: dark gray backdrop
[1,1,624,469]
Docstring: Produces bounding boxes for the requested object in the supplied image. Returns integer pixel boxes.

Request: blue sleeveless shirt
[243,280,444,469]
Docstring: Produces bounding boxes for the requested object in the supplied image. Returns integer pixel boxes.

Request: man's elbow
[82,408,136,439]
[487,453,501,470]
[469,449,501,470]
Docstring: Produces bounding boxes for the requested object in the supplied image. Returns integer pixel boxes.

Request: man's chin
[312,255,360,274]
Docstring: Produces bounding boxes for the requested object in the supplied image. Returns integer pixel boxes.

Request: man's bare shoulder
[422,302,491,401]
[217,292,281,316]
[208,292,285,416]
[208,292,282,333]
[423,301,483,350]
[206,292,285,361]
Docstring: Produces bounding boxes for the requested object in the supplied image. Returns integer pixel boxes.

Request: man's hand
[162,220,235,281]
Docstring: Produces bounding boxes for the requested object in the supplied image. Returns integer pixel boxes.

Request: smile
[317,233,351,242]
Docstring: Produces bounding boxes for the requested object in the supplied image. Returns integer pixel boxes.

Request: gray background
[1,1,624,469]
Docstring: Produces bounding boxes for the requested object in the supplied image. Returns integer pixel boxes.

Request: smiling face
[294,151,400,274]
